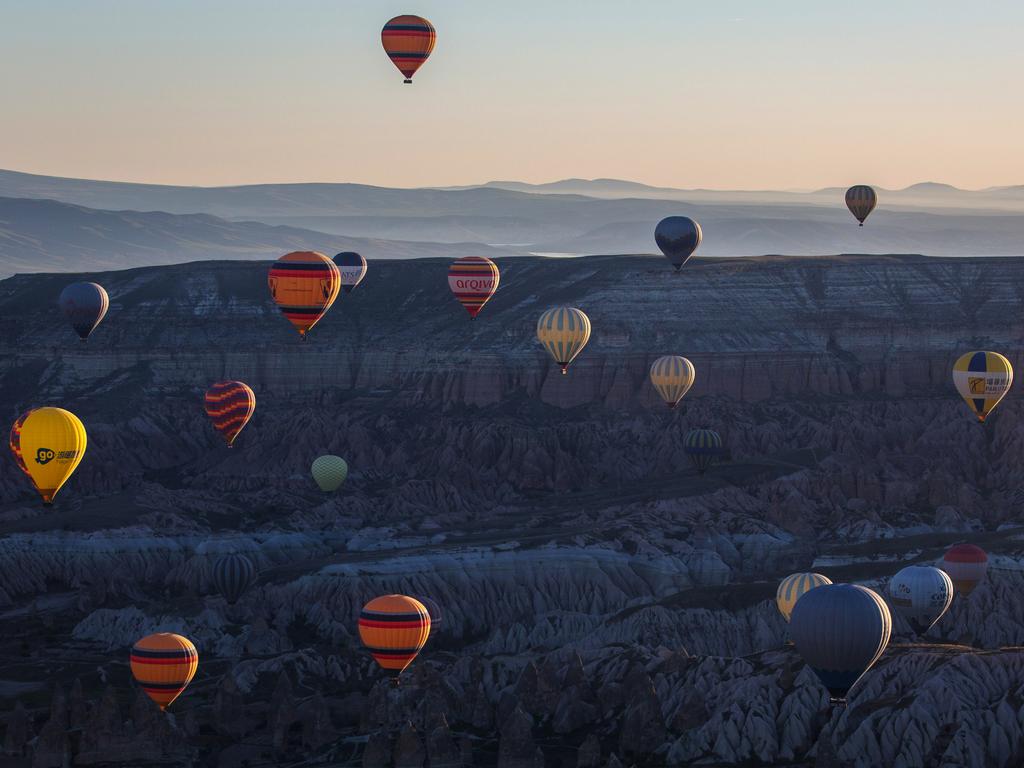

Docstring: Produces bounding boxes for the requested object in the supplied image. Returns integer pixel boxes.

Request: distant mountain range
[2,168,1024,275]
[0,196,519,276]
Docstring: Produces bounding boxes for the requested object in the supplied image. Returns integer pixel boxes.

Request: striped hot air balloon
[130,633,199,711]
[311,455,348,492]
[333,252,368,294]
[776,572,832,623]
[204,381,255,447]
[952,351,1013,423]
[58,282,109,341]
[382,15,436,84]
[684,428,722,476]
[212,553,257,604]
[10,407,87,505]
[941,544,988,596]
[888,565,953,634]
[537,307,591,375]
[358,595,431,681]
[267,251,341,340]
[448,256,500,319]
[789,584,892,702]
[649,356,695,409]
[845,185,877,226]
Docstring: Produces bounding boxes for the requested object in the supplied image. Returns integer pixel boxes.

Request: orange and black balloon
[382,15,436,84]
[267,252,341,340]
[358,595,431,681]
[130,633,199,711]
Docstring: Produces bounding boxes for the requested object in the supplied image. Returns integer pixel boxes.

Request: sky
[1,1,1023,190]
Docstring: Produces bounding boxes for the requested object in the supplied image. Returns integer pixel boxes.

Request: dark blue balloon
[58,282,109,341]
[655,217,703,271]
[415,595,443,636]
[790,584,892,701]
[212,553,257,605]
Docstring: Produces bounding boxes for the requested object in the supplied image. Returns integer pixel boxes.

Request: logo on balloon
[455,278,494,291]
[35,448,55,465]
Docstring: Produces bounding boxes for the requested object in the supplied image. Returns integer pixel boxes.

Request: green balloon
[311,455,348,492]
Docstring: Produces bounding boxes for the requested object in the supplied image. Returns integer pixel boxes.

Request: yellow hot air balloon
[10,407,87,505]
[649,356,695,409]
[537,307,591,375]
[776,572,832,622]
[952,351,1013,423]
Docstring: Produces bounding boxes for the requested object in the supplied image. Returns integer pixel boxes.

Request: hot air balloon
[537,307,591,375]
[358,595,431,682]
[684,428,722,475]
[58,282,109,341]
[8,409,34,479]
[789,584,892,702]
[382,15,436,84]
[952,351,1012,423]
[204,381,255,447]
[267,251,341,340]
[448,256,500,319]
[649,356,695,409]
[888,565,953,634]
[212,553,257,604]
[776,572,832,623]
[130,633,198,711]
[941,544,988,596]
[416,595,443,638]
[10,407,87,505]
[312,455,348,492]
[845,185,877,226]
[333,252,368,294]
[655,217,702,271]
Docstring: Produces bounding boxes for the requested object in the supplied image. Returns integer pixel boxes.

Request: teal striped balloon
[684,428,722,475]
[311,455,348,492]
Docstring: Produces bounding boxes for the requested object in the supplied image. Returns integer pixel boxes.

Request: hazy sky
[2,1,1023,190]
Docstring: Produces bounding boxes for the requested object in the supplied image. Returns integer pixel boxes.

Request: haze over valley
[3,169,1024,277]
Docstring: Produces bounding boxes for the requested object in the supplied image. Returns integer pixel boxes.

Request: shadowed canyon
[1,254,1023,767]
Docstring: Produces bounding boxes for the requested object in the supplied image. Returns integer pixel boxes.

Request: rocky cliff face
[1,254,1023,766]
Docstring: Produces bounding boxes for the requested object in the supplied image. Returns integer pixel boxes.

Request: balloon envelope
[358,595,431,678]
[130,633,198,710]
[204,381,255,447]
[941,544,988,596]
[952,351,1012,423]
[845,185,877,225]
[382,15,436,83]
[448,256,500,318]
[776,572,832,623]
[789,584,891,701]
[415,595,443,637]
[58,282,109,341]
[654,217,702,271]
[685,428,722,475]
[212,553,257,604]
[333,252,368,294]
[649,356,695,408]
[10,407,87,504]
[268,251,341,339]
[312,455,348,492]
[888,565,953,634]
[537,307,591,375]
